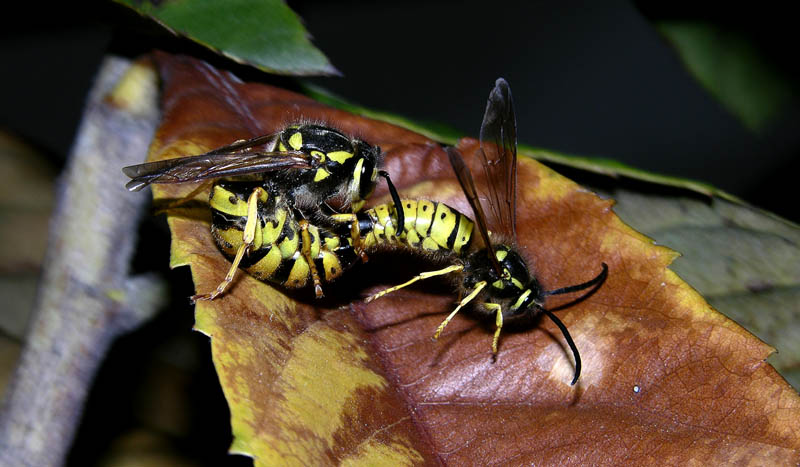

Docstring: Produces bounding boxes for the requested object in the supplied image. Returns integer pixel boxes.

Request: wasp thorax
[464,245,546,316]
[273,124,382,210]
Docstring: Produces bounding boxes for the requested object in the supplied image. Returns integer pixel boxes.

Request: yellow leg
[330,212,368,263]
[299,219,324,298]
[330,213,356,224]
[349,207,368,263]
[154,180,213,215]
[364,264,464,303]
[487,303,503,354]
[433,280,487,340]
[192,187,262,302]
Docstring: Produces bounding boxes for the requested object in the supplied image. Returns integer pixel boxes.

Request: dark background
[1,1,798,220]
[1,1,797,465]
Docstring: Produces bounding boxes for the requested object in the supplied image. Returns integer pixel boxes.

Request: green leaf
[611,190,800,390]
[116,0,337,76]
[658,21,793,132]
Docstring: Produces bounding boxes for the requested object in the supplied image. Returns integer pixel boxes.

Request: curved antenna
[446,146,503,276]
[542,309,581,385]
[544,263,608,297]
[540,263,607,385]
[478,78,518,240]
[378,170,404,232]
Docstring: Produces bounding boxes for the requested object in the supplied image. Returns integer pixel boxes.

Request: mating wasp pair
[124,79,607,384]
[124,123,404,299]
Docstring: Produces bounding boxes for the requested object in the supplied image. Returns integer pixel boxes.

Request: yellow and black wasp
[123,124,404,298]
[364,78,608,385]
[200,179,474,304]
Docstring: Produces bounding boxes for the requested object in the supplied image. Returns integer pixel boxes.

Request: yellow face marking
[278,142,288,152]
[361,166,378,201]
[511,277,525,289]
[288,131,303,150]
[511,289,532,311]
[492,279,505,290]
[348,158,365,203]
[314,168,331,182]
[495,249,508,262]
[326,150,354,164]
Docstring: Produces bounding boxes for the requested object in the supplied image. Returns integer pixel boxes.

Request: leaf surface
[144,52,800,465]
[116,0,337,76]
[612,190,800,390]
[658,21,794,132]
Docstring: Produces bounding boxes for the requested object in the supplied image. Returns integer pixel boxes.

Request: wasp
[123,124,404,298]
[363,79,608,385]
[200,179,362,300]
[201,180,471,302]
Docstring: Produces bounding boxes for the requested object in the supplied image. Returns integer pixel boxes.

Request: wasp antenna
[544,263,608,297]
[378,170,404,232]
[542,309,581,385]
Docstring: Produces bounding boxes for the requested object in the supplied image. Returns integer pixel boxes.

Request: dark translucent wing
[478,78,517,241]
[122,132,313,191]
[446,147,504,277]
[202,133,279,156]
[123,151,312,191]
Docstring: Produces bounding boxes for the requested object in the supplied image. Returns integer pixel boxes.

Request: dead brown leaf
[144,52,800,465]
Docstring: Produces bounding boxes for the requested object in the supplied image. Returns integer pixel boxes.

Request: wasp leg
[154,180,213,215]
[329,212,369,264]
[349,207,369,263]
[486,303,503,354]
[364,264,464,303]
[192,187,263,302]
[330,213,356,224]
[299,219,325,298]
[433,280,487,341]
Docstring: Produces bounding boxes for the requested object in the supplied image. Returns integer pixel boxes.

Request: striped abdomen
[209,181,358,289]
[358,199,474,258]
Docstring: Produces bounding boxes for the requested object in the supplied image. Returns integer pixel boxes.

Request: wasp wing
[477,78,517,241]
[446,146,504,277]
[123,151,312,191]
[122,133,312,191]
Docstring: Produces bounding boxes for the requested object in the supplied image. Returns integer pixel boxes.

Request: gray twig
[0,56,165,467]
